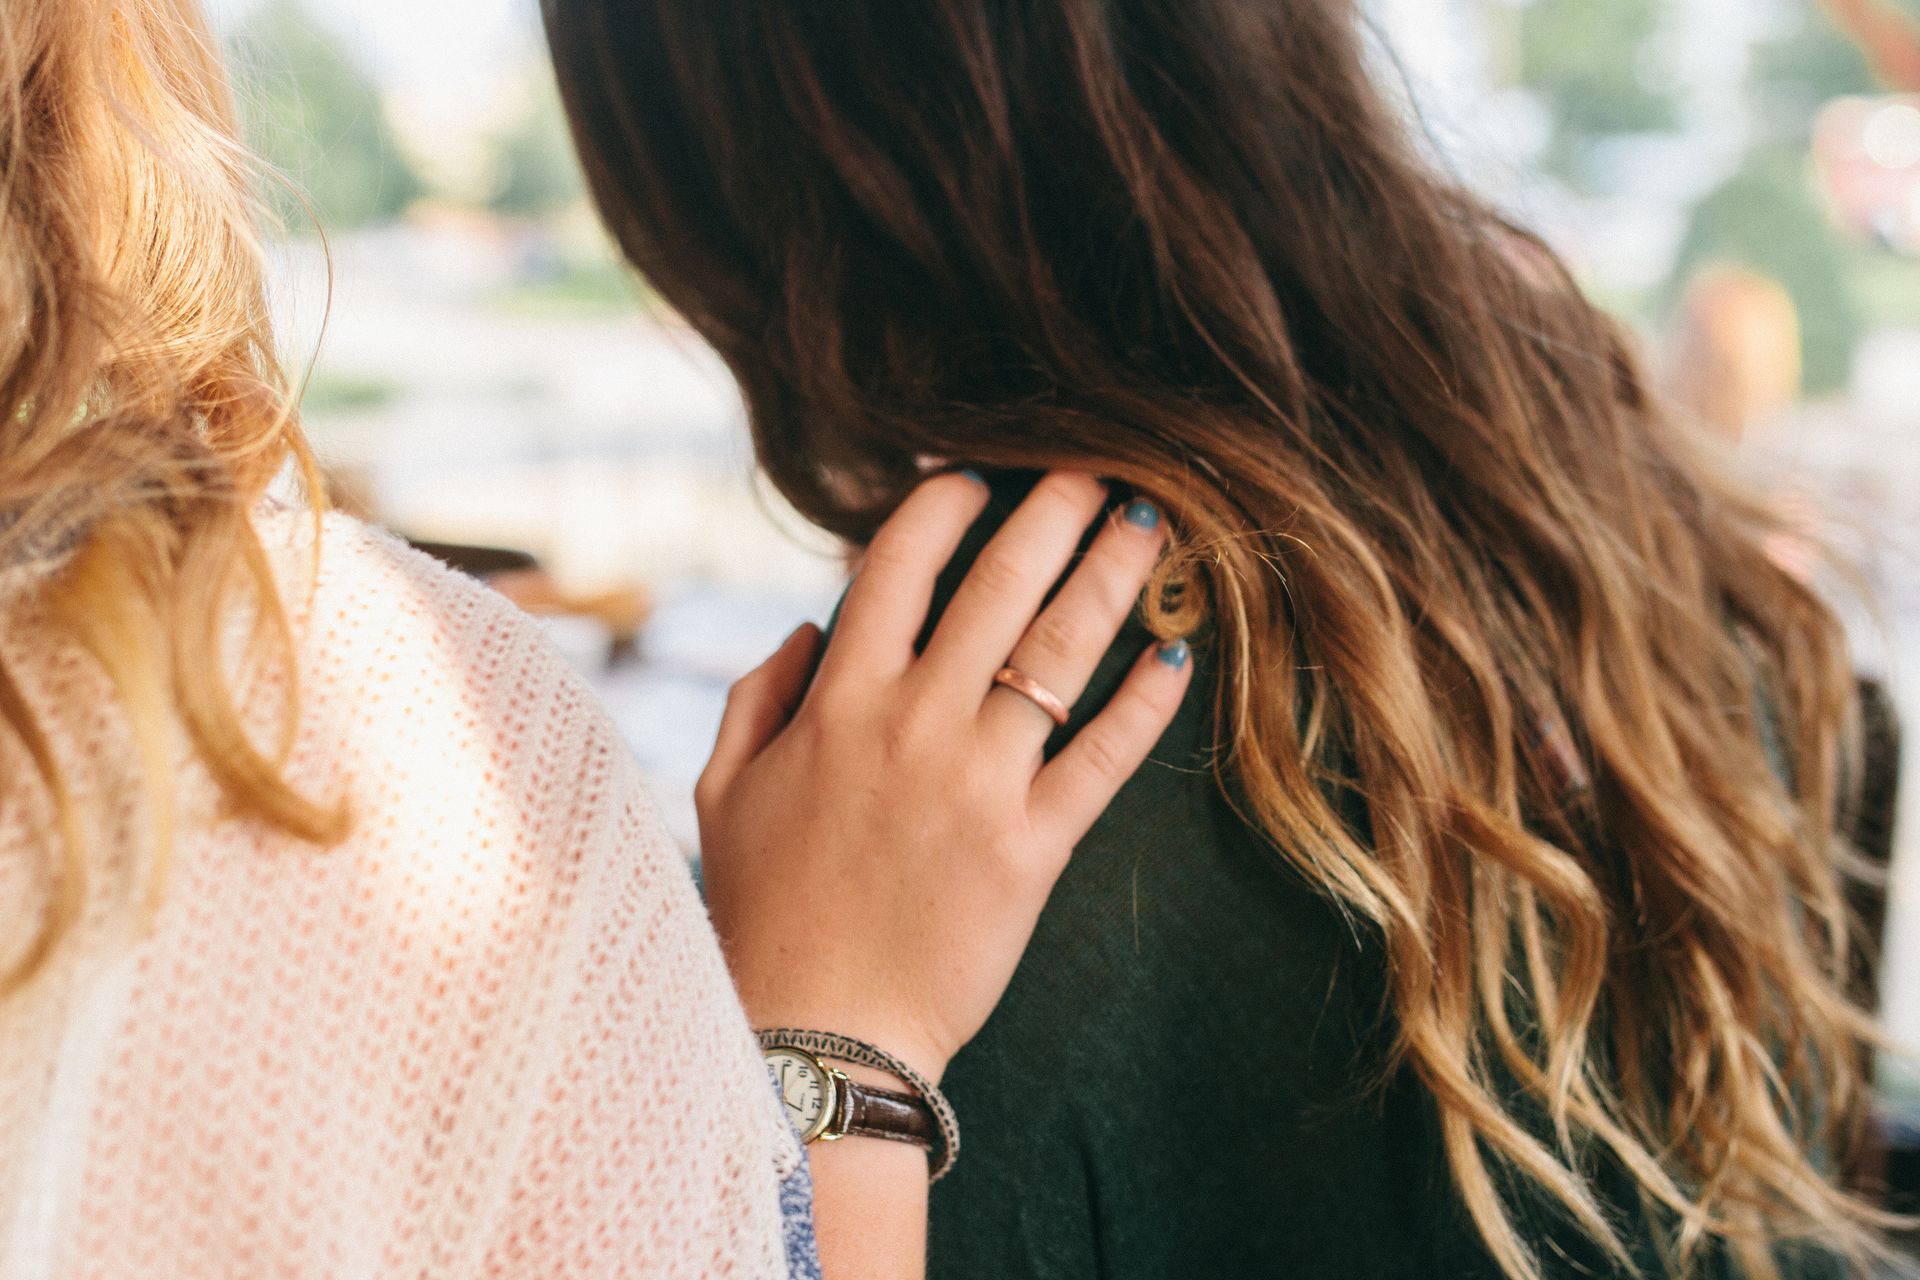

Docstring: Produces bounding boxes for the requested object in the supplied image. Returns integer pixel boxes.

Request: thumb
[697,623,825,809]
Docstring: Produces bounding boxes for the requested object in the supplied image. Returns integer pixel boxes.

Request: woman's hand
[698,470,1190,1084]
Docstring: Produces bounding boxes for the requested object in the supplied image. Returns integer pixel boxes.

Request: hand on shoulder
[697,470,1191,1084]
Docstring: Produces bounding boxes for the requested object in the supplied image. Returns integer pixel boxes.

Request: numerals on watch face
[764,1048,831,1139]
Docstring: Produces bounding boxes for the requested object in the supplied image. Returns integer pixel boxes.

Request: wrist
[738,999,952,1084]
[835,1059,910,1090]
[759,1028,963,1182]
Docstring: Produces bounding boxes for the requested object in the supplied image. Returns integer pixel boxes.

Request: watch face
[765,1048,833,1142]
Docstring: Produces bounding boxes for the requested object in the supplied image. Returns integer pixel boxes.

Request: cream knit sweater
[0,512,802,1279]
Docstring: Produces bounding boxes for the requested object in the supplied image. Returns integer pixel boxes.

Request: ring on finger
[992,665,1072,727]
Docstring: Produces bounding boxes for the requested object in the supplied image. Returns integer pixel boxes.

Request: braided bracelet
[756,1028,961,1182]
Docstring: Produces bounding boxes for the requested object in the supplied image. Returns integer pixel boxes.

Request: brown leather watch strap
[760,1029,959,1180]
[838,1080,937,1151]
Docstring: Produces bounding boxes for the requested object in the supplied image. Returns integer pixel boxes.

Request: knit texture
[0,511,800,1279]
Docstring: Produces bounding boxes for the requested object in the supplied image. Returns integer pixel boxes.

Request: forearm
[732,998,946,1276]
[808,1136,930,1279]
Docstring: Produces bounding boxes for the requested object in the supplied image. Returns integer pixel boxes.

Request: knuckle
[803,672,859,719]
[761,699,823,758]
[1141,688,1180,724]
[858,532,921,579]
[1022,608,1085,665]
[1124,679,1180,725]
[1083,556,1145,618]
[1073,727,1132,785]
[980,832,1030,887]
[1156,663,1193,702]
[878,704,933,762]
[788,695,839,745]
[966,547,1030,598]
[1031,471,1105,514]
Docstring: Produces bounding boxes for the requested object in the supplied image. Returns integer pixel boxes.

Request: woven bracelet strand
[757,1028,960,1182]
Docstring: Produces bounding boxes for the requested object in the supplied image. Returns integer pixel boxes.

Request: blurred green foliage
[1512,0,1920,392]
[1851,246,1920,326]
[1518,0,1682,189]
[301,372,399,416]
[488,91,586,219]
[231,0,423,229]
[1667,0,1920,392]
[1750,7,1887,131]
[489,259,643,318]
[1669,146,1861,391]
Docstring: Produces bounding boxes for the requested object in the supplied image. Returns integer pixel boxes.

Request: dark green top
[921,476,1843,1280]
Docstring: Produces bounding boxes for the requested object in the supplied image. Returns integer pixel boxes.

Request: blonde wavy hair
[0,0,342,995]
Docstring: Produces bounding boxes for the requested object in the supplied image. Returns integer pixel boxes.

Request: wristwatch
[763,1044,938,1151]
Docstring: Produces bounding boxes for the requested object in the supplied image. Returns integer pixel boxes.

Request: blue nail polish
[1123,499,1162,531]
[957,468,988,487]
[1157,639,1190,670]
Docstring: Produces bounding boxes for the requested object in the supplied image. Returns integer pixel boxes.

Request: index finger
[817,470,992,684]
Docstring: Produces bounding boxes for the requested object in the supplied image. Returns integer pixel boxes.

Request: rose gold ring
[992,666,1071,727]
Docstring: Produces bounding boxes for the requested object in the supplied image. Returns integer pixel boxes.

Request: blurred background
[206,0,1920,1168]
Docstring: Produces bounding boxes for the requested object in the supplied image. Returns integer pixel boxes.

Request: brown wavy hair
[545,0,1891,1274]
[0,0,342,995]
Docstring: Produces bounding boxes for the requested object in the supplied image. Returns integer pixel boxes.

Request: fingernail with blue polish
[1123,499,1162,531]
[957,468,988,487]
[1157,638,1191,670]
